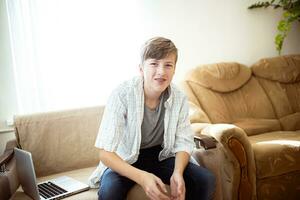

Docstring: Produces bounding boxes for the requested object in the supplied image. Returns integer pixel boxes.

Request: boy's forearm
[99,149,145,184]
[173,151,190,175]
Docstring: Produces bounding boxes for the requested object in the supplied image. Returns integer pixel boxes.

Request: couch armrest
[191,122,211,133]
[201,124,256,200]
[192,123,218,150]
[0,150,14,171]
[0,139,20,200]
[194,135,218,150]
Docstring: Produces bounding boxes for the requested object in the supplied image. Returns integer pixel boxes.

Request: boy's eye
[150,62,157,66]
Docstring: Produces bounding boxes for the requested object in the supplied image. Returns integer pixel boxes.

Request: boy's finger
[156,178,168,193]
[177,184,183,196]
[170,179,178,197]
[153,186,170,200]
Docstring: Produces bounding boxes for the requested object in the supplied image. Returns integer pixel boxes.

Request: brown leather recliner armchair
[181,54,300,200]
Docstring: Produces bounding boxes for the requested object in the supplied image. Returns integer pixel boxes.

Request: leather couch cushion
[11,167,169,200]
[11,167,98,200]
[248,131,300,179]
[14,106,104,177]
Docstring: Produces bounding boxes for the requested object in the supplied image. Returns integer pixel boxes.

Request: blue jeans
[98,145,215,200]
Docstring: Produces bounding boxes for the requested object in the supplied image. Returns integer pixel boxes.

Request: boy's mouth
[154,78,167,83]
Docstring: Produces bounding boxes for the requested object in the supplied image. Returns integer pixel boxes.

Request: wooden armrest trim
[228,138,252,200]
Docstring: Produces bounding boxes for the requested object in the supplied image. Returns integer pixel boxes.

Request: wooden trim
[229,137,252,200]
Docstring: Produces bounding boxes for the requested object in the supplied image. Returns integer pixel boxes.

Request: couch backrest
[14,106,104,177]
[182,62,281,136]
[252,54,300,131]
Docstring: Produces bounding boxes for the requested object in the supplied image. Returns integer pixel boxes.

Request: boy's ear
[139,64,144,75]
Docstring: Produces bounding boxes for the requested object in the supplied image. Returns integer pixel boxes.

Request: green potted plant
[249,0,300,54]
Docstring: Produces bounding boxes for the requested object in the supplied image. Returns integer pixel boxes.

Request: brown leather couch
[0,105,219,199]
[181,54,300,200]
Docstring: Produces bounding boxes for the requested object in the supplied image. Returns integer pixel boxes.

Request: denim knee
[98,169,134,200]
[185,164,216,200]
[98,178,124,200]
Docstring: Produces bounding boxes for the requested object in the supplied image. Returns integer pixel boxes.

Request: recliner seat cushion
[248,130,300,179]
[233,118,281,136]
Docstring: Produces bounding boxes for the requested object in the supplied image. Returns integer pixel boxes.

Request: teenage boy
[89,37,215,200]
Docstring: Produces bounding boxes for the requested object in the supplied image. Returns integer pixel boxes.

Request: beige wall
[151,0,300,82]
[1,0,300,153]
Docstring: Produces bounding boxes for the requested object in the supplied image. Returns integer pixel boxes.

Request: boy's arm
[170,151,190,199]
[169,95,194,199]
[173,96,195,155]
[99,149,170,200]
[173,151,190,175]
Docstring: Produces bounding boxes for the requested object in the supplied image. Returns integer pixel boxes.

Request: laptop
[14,148,90,200]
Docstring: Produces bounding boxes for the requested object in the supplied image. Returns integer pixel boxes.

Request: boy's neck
[144,86,163,110]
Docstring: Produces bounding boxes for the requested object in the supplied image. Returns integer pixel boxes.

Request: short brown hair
[140,37,178,64]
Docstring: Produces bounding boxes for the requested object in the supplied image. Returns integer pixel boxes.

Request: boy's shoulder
[111,76,142,96]
[117,76,141,89]
[169,83,187,100]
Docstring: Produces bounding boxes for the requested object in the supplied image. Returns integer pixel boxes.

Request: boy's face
[140,53,176,95]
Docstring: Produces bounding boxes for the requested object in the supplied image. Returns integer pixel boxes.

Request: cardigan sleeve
[94,87,127,152]
[173,96,195,155]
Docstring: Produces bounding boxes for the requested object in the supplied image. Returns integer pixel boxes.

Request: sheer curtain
[6,0,145,114]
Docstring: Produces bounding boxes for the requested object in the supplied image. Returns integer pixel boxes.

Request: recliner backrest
[182,62,281,136]
[252,54,300,131]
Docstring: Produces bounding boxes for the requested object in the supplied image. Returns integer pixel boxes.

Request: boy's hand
[170,172,185,200]
[139,171,170,200]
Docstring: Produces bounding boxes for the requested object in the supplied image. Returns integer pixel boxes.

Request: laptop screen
[15,148,41,200]
[14,148,90,200]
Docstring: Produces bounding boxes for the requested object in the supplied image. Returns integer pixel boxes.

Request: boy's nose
[157,64,166,75]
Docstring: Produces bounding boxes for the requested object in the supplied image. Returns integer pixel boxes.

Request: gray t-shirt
[140,91,168,149]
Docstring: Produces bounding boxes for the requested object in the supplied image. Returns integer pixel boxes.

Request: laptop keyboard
[38,182,67,199]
